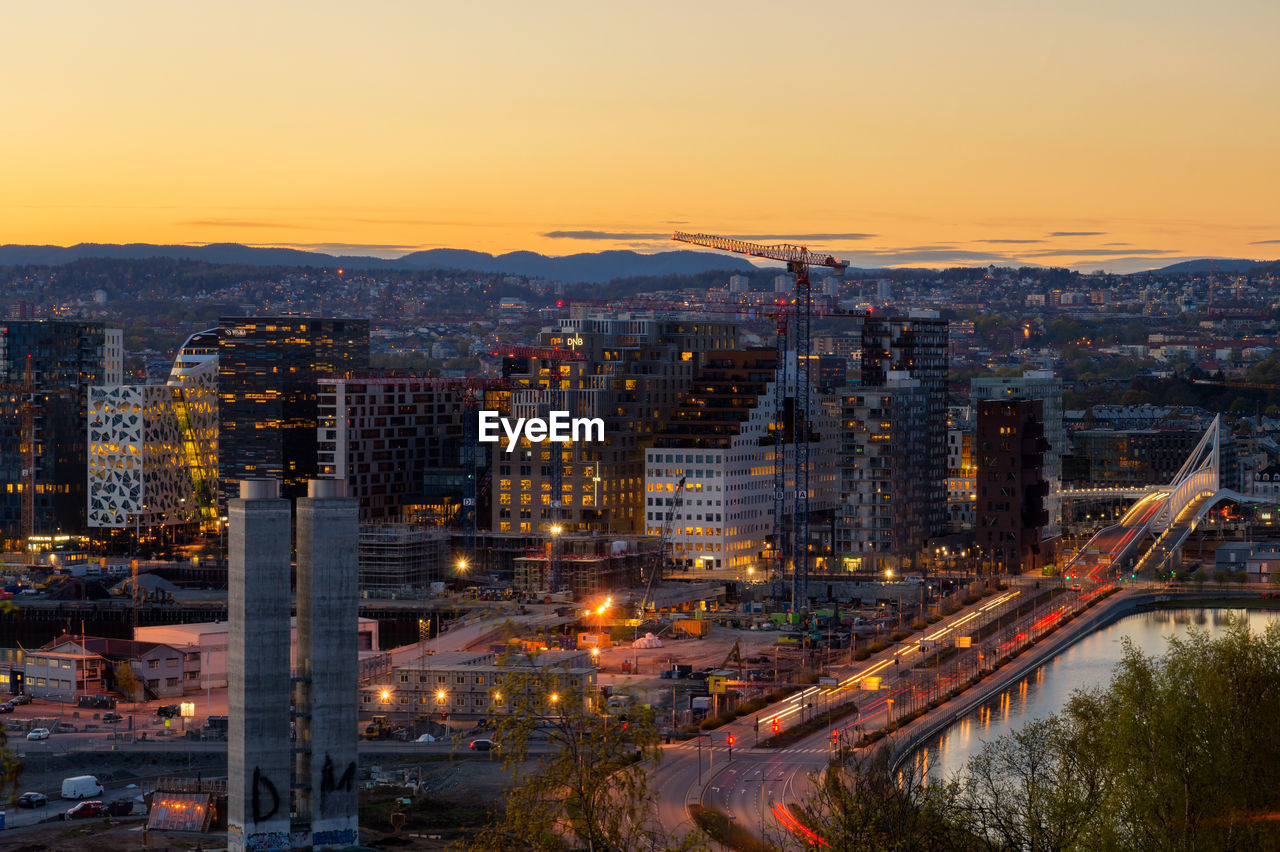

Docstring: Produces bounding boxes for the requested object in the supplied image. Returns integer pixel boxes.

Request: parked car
[16,791,48,808]
[469,738,496,752]
[0,702,13,714]
[155,704,180,719]
[65,800,103,820]
[11,693,31,705]
[55,722,76,733]
[101,711,123,724]
[26,727,50,740]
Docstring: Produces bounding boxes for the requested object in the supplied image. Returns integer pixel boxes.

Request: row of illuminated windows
[502,494,597,507]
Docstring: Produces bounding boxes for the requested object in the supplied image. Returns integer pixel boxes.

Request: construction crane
[671,232,849,611]
[637,475,685,617]
[19,359,35,568]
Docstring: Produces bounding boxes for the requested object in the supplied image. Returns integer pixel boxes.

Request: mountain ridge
[0,243,757,284]
[0,243,1272,281]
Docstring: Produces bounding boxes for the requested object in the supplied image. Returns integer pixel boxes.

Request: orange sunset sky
[3,1,1278,272]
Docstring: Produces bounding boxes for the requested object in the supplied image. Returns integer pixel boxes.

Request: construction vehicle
[636,476,685,617]
[721,641,745,680]
[362,715,405,741]
[671,233,848,611]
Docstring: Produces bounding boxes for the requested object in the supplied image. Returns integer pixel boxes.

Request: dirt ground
[593,623,806,712]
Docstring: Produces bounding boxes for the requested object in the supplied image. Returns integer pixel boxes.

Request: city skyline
[3,1,1278,272]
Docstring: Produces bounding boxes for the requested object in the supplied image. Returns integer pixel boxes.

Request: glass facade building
[218,317,369,504]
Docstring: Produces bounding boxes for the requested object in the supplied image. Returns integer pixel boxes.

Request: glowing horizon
[3,1,1277,273]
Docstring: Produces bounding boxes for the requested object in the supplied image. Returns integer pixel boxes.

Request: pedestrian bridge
[1062,416,1278,582]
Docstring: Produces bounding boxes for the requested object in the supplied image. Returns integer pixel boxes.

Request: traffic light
[726,734,735,747]
[831,731,839,745]
[770,718,781,735]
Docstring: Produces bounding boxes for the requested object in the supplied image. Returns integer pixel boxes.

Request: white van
[61,775,103,800]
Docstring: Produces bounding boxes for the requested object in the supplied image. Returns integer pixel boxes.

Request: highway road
[648,581,1046,845]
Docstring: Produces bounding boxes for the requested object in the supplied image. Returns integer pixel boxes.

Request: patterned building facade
[87,329,218,530]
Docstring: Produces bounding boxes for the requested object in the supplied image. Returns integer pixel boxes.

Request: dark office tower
[976,398,1049,574]
[218,317,369,505]
[0,320,111,547]
[860,313,949,538]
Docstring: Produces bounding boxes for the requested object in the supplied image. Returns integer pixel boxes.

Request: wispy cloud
[264,242,426,252]
[1026,247,1179,258]
[179,219,307,229]
[975,238,1044,244]
[247,242,436,258]
[544,230,669,240]
[844,248,1018,265]
[543,230,877,241]
[1250,239,1280,245]
[1048,231,1107,237]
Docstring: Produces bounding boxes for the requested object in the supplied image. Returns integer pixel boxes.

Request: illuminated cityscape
[2,1,1279,849]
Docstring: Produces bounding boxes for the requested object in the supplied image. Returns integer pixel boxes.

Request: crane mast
[671,232,848,611]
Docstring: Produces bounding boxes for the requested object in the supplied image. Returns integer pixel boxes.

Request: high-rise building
[946,405,976,531]
[971,369,1064,537]
[318,377,506,524]
[0,320,113,547]
[975,399,1049,574]
[859,313,949,539]
[645,350,840,574]
[87,329,219,532]
[218,317,368,504]
[837,373,932,573]
[492,312,738,537]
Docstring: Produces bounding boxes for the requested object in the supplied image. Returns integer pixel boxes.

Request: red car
[65,800,103,820]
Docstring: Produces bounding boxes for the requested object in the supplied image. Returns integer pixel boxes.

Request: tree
[472,657,697,851]
[960,716,1104,851]
[112,660,143,702]
[795,748,974,851]
[1059,621,1280,850]
[802,618,1280,851]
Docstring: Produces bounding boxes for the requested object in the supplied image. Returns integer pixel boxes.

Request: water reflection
[912,608,1276,781]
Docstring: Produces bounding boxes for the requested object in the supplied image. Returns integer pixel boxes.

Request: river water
[912,607,1278,781]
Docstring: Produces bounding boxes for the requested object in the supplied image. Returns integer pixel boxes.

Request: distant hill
[1152,258,1269,274]
[0,243,756,284]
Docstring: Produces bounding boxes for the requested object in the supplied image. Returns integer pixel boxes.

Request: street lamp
[456,557,469,575]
